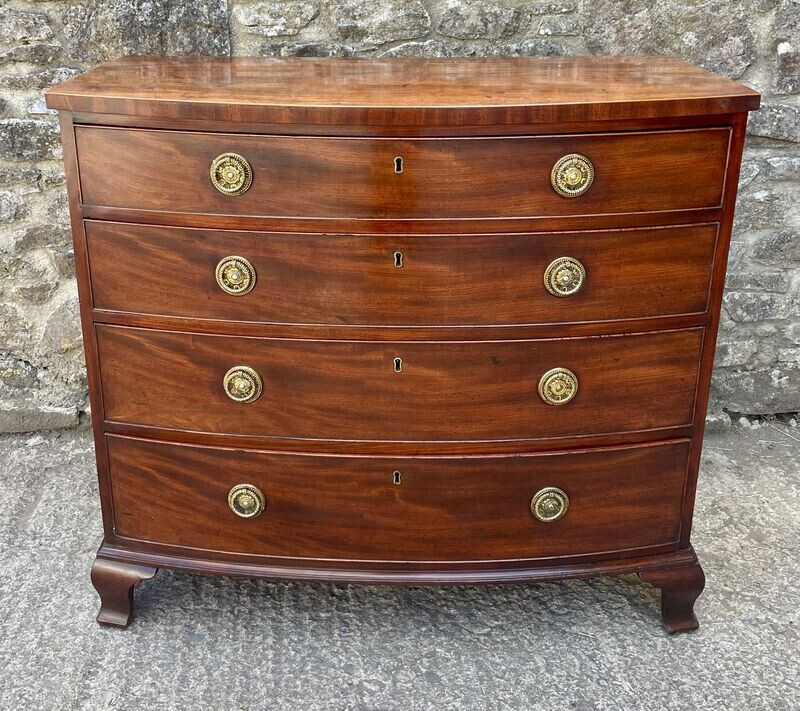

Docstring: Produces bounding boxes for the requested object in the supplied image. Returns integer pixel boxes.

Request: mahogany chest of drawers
[45,56,759,632]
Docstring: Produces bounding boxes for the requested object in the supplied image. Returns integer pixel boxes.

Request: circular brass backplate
[210,153,253,196]
[223,365,263,403]
[216,256,256,296]
[551,154,594,197]
[544,257,586,297]
[538,367,578,406]
[531,487,569,522]
[228,483,265,518]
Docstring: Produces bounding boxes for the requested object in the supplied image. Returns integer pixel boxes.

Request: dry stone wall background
[0,0,798,432]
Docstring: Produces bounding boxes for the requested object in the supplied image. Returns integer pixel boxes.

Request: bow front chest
[45,56,759,631]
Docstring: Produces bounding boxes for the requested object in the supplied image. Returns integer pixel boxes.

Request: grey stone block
[39,296,82,354]
[0,401,78,432]
[584,0,756,78]
[765,156,800,179]
[748,102,800,142]
[436,0,528,40]
[0,44,62,66]
[534,16,580,36]
[725,268,791,292]
[277,42,355,57]
[0,119,61,160]
[0,8,53,44]
[733,181,799,233]
[61,0,230,62]
[0,304,31,354]
[714,338,759,368]
[0,67,80,91]
[378,40,455,57]
[0,189,24,223]
[528,1,576,14]
[0,165,43,189]
[751,228,800,262]
[723,292,794,323]
[737,159,760,189]
[465,38,570,56]
[772,0,800,93]
[712,363,800,414]
[234,1,318,37]
[329,0,431,45]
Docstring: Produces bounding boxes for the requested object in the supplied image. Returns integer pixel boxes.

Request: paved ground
[0,423,798,711]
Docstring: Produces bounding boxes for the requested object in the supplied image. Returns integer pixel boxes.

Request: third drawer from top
[96,325,703,442]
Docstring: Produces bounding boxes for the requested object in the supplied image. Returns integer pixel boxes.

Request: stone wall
[0,0,798,432]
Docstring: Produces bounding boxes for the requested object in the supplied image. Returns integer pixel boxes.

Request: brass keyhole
[394,156,404,174]
[394,251,404,268]
[393,471,402,485]
[394,357,403,373]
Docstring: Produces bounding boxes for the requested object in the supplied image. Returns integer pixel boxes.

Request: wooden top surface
[45,55,760,126]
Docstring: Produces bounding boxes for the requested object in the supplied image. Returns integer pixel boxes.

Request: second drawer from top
[86,222,718,327]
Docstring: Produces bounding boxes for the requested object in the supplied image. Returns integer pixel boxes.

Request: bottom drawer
[108,436,690,562]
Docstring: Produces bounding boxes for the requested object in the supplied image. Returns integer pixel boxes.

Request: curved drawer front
[75,127,730,219]
[96,326,702,442]
[108,435,689,561]
[87,222,718,326]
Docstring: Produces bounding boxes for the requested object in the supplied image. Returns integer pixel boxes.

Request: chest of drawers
[45,56,759,632]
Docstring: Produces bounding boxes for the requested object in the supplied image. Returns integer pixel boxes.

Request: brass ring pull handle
[228,484,265,518]
[210,152,252,196]
[538,367,578,406]
[551,154,594,197]
[531,487,569,522]
[223,366,263,403]
[216,256,256,295]
[544,257,586,297]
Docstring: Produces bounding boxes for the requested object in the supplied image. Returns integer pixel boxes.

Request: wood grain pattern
[74,127,730,218]
[86,221,718,327]
[44,56,760,125]
[108,435,690,561]
[46,56,760,631]
[96,325,703,442]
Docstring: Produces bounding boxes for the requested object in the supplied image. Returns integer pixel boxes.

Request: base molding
[92,542,705,632]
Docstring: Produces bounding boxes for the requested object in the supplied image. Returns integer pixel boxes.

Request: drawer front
[108,436,689,561]
[87,222,718,326]
[75,127,730,218]
[96,326,702,442]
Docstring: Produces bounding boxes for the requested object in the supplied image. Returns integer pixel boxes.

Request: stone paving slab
[0,424,798,710]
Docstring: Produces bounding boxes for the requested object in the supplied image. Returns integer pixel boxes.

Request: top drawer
[74,127,731,219]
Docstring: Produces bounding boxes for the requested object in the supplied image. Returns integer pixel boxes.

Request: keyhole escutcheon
[393,357,403,373]
[394,251,404,268]
[394,156,404,174]
[393,471,402,485]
